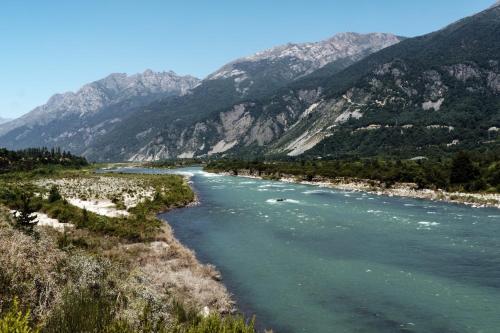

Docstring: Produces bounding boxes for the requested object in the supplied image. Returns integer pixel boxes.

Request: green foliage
[171,301,256,333]
[47,186,62,203]
[14,191,38,236]
[0,147,87,173]
[43,293,256,333]
[146,159,204,169]
[207,150,500,193]
[450,151,479,184]
[0,298,38,333]
[41,199,161,242]
[43,289,119,333]
[174,315,256,333]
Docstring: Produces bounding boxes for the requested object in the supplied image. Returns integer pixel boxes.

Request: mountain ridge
[127,3,500,161]
[0,70,200,153]
[6,6,499,162]
[83,32,402,161]
[0,117,11,125]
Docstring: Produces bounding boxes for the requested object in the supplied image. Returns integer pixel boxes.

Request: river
[115,167,500,333]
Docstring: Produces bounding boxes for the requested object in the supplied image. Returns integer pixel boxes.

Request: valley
[0,154,254,332]
[2,1,500,333]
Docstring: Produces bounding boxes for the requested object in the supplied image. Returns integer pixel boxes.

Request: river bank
[0,168,238,331]
[215,169,500,208]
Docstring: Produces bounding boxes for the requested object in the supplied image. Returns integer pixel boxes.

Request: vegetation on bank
[0,147,87,173]
[206,151,500,193]
[0,149,259,333]
[145,159,205,169]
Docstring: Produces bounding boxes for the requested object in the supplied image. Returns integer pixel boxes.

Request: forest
[206,150,500,193]
[0,147,88,173]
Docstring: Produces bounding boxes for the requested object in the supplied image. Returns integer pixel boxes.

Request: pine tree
[14,192,38,235]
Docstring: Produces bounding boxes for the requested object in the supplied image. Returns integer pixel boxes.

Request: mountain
[276,3,500,158]
[205,33,402,99]
[0,70,200,153]
[0,118,11,125]
[161,2,500,160]
[82,33,402,161]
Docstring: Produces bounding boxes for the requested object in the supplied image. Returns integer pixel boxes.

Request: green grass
[0,168,194,242]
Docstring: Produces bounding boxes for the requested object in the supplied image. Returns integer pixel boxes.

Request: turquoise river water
[116,167,500,333]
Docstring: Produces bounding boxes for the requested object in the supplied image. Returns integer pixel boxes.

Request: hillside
[267,4,500,158]
[4,4,499,162]
[75,33,402,161]
[130,3,500,161]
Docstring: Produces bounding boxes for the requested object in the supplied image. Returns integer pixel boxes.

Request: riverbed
[116,167,500,333]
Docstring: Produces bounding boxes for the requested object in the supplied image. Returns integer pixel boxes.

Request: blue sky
[0,0,494,119]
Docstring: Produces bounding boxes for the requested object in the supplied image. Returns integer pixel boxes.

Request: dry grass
[0,223,67,323]
[105,225,234,315]
[0,169,235,330]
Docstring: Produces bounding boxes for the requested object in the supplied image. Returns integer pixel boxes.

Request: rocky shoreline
[216,169,500,209]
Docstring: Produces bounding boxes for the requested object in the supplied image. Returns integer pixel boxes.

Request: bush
[42,289,118,333]
[175,314,256,333]
[171,301,256,333]
[0,298,39,333]
[48,186,62,203]
[0,228,67,322]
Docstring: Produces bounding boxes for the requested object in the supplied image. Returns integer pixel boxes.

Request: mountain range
[0,71,199,155]
[0,118,11,125]
[1,2,499,161]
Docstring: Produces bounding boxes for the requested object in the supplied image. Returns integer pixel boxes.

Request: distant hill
[0,70,200,155]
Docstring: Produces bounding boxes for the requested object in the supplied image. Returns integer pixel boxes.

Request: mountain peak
[207,32,402,82]
[241,32,401,64]
[0,117,11,125]
[0,69,201,139]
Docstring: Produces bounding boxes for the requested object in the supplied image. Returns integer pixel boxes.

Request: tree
[450,151,479,185]
[48,185,62,203]
[14,192,38,235]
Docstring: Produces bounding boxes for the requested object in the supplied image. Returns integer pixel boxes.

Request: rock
[200,306,210,318]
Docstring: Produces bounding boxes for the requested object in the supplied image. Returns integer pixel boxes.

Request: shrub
[0,298,39,333]
[169,301,256,333]
[0,228,68,321]
[175,314,256,333]
[42,289,118,333]
[48,186,62,203]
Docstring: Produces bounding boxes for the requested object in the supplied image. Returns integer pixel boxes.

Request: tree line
[0,147,88,173]
[206,151,500,193]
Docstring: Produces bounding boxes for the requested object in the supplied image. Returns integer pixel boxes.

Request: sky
[0,0,494,119]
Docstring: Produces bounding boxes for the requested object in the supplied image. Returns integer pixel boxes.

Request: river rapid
[114,167,500,333]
